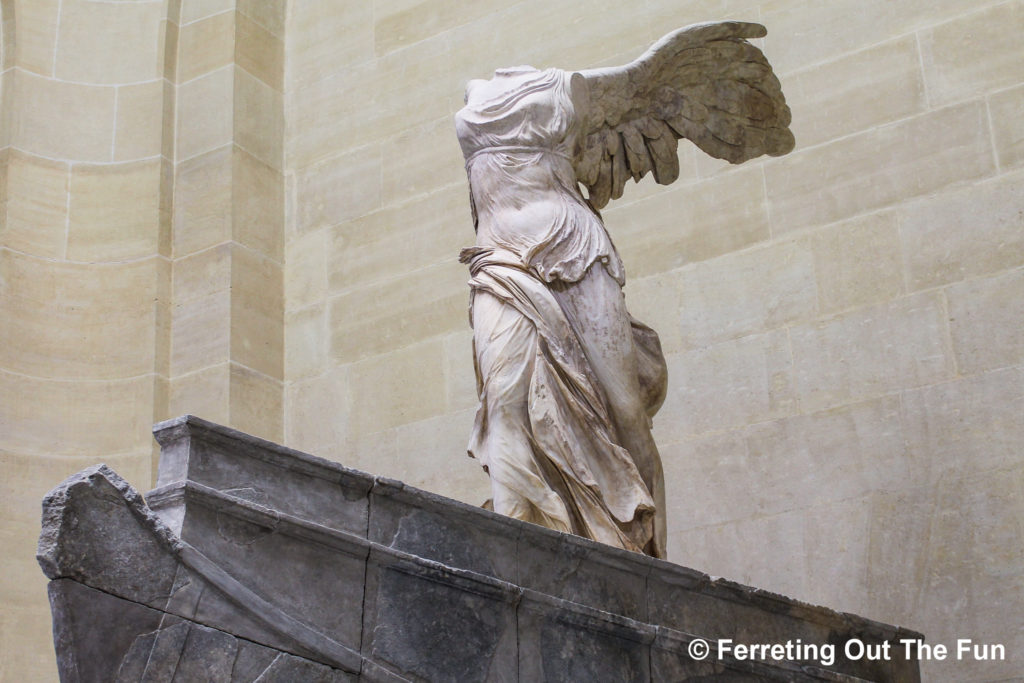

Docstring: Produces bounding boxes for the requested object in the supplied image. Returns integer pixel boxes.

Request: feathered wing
[573,21,795,209]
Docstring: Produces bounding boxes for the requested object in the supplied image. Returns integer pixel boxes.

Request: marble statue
[455,21,794,558]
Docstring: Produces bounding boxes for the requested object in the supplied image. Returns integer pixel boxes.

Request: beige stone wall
[284,1,1024,680]
[0,0,285,679]
[0,0,163,678]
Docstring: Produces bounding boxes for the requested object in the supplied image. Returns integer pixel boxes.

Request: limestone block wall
[0,0,164,678]
[163,0,285,444]
[283,2,1024,680]
[0,0,286,679]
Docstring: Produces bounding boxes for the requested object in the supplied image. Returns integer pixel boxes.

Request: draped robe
[456,67,668,557]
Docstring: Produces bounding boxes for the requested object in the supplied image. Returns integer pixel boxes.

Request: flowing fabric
[456,68,668,557]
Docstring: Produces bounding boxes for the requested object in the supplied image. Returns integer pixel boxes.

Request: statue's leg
[551,265,667,557]
[471,290,573,533]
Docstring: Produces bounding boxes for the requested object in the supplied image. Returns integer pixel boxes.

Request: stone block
[661,396,904,530]
[812,211,903,314]
[114,80,163,161]
[47,578,358,682]
[0,600,59,681]
[899,170,1024,291]
[153,259,172,376]
[229,362,283,443]
[238,0,284,38]
[329,260,467,364]
[0,372,154,456]
[284,228,328,310]
[517,595,652,683]
[38,463,367,672]
[230,246,283,379]
[12,70,115,161]
[160,74,176,159]
[361,546,519,682]
[176,67,233,162]
[660,429,748,532]
[517,527,651,622]
[790,291,955,413]
[158,159,173,258]
[374,0,508,57]
[622,271,684,355]
[915,464,1024,683]
[784,35,924,149]
[369,478,519,584]
[37,466,181,602]
[179,0,233,25]
[170,288,231,375]
[990,84,1024,169]
[381,116,467,205]
[346,339,448,434]
[920,1,1024,107]
[864,486,934,626]
[285,61,376,168]
[235,11,284,90]
[174,9,234,84]
[1,13,12,71]
[677,237,817,349]
[486,0,650,72]
[1,450,152,532]
[3,150,68,259]
[234,66,283,170]
[765,101,996,233]
[48,579,166,683]
[946,267,1024,375]
[372,35,460,142]
[327,184,468,293]
[291,32,457,159]
[762,0,971,76]
[0,251,158,380]
[744,397,907,518]
[67,160,161,261]
[152,415,374,535]
[391,410,487,504]
[604,164,769,279]
[285,0,373,90]
[172,242,231,304]
[295,143,382,233]
[348,428,399,480]
[12,0,59,76]
[643,1,762,42]
[171,486,367,650]
[169,362,231,426]
[283,364,348,456]
[900,366,1024,484]
[172,145,232,256]
[163,17,180,82]
[666,500,878,626]
[54,0,162,85]
[284,303,327,380]
[656,329,797,441]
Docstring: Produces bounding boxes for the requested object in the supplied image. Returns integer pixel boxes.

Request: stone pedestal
[38,415,922,681]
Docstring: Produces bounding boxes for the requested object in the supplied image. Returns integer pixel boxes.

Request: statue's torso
[455,68,624,285]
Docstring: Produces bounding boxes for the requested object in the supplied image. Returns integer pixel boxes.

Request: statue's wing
[574,21,794,209]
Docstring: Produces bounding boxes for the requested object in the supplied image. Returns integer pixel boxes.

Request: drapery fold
[461,246,666,556]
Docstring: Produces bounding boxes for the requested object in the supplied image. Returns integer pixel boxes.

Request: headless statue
[455,22,794,557]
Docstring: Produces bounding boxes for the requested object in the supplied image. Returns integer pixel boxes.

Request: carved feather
[573,21,795,209]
